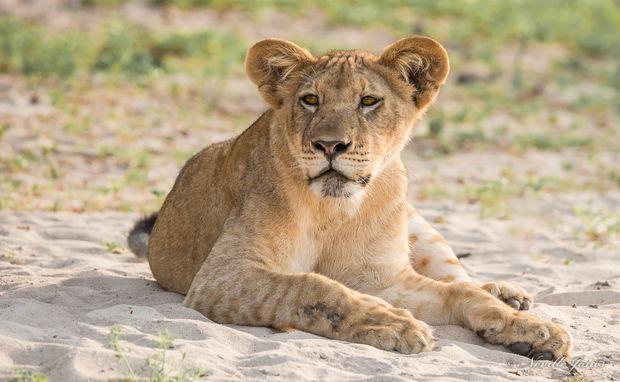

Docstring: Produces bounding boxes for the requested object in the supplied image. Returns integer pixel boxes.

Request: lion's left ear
[378,36,449,108]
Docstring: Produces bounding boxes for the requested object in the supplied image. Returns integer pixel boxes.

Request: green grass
[2,1,619,80]
[573,202,620,248]
[6,369,48,382]
[102,241,127,254]
[462,179,513,219]
[0,0,617,214]
[563,376,591,382]
[413,170,616,220]
[142,0,620,56]
[109,325,209,382]
[0,16,245,78]
[2,252,26,265]
[0,18,86,77]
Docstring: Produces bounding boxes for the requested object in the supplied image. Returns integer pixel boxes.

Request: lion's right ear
[245,38,315,108]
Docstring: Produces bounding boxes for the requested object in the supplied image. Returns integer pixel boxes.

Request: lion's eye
[361,96,379,107]
[301,94,319,106]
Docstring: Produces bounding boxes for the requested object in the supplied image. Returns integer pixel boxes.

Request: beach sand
[1,203,618,381]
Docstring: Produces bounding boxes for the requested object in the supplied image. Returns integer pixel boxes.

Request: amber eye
[361,96,379,107]
[301,94,319,106]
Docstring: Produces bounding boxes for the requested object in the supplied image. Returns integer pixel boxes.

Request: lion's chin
[308,170,365,202]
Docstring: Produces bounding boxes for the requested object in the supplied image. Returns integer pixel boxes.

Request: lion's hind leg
[407,205,470,283]
[408,205,533,310]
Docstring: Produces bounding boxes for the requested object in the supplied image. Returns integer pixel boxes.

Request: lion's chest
[287,227,321,273]
[285,219,355,274]
[285,213,348,273]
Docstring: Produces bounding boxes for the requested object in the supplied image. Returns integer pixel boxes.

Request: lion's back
[148,139,236,294]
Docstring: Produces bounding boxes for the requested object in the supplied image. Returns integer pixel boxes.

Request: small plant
[564,375,591,382]
[0,123,9,139]
[102,241,127,254]
[7,368,48,382]
[2,252,25,265]
[3,252,17,260]
[109,325,209,382]
[109,325,140,382]
[464,178,511,219]
[573,202,620,248]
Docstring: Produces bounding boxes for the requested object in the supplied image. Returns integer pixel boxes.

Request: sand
[1,204,618,382]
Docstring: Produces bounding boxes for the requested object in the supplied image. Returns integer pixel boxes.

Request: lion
[128,36,572,359]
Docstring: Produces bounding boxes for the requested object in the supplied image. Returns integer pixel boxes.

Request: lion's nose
[312,140,351,159]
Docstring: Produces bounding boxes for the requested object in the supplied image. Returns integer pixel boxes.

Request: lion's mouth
[308,168,371,187]
[308,168,348,182]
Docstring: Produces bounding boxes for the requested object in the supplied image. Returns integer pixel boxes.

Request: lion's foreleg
[371,269,572,360]
[183,247,434,354]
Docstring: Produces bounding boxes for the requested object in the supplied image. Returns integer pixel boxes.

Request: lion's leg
[408,205,532,310]
[407,205,471,282]
[184,256,434,354]
[370,269,572,360]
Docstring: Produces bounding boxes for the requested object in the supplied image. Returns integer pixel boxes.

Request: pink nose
[312,140,351,159]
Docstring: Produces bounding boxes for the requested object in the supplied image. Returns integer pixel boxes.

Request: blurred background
[0,0,618,247]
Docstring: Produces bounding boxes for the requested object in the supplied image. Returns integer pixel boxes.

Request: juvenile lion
[129,36,571,359]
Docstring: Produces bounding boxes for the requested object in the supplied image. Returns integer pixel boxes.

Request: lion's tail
[128,213,158,257]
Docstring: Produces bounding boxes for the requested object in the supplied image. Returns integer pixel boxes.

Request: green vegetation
[102,241,127,254]
[2,1,619,79]
[2,252,26,265]
[573,203,620,248]
[466,179,512,219]
[0,17,245,78]
[563,375,591,382]
[0,1,617,214]
[6,369,48,382]
[136,0,620,57]
[0,18,85,77]
[109,325,209,382]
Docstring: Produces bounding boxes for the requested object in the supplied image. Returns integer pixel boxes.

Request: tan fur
[142,36,571,359]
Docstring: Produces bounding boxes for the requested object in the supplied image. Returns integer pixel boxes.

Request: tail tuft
[128,213,158,257]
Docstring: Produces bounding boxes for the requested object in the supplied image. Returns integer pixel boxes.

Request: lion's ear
[378,36,449,109]
[245,38,315,107]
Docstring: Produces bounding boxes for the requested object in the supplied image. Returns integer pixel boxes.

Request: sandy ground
[1,203,618,382]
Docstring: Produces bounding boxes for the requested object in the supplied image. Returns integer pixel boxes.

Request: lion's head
[245,36,449,202]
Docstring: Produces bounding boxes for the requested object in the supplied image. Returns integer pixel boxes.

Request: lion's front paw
[475,309,572,360]
[482,281,533,311]
[350,305,435,354]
